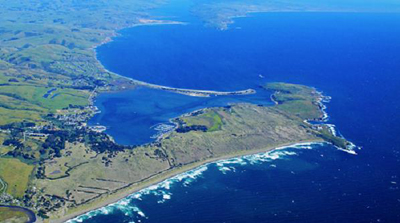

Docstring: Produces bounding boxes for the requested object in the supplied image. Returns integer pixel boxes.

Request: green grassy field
[0,85,90,109]
[0,84,91,125]
[182,110,223,132]
[0,178,6,194]
[0,158,34,198]
[265,82,323,120]
[0,146,14,157]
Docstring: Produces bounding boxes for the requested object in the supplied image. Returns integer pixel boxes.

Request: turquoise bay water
[82,12,400,223]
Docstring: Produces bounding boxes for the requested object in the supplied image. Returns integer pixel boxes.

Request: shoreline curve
[93,19,256,98]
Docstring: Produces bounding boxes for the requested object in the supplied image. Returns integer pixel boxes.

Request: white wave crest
[335,141,361,155]
[326,124,337,136]
[215,142,324,172]
[337,147,358,155]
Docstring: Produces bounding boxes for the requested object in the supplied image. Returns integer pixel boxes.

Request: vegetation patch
[181,110,223,132]
[0,158,34,198]
[0,207,30,223]
[314,127,350,149]
[264,82,323,120]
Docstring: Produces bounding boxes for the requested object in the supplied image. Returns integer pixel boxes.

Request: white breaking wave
[326,124,337,136]
[215,142,323,172]
[337,147,358,155]
[316,92,330,122]
[337,141,361,155]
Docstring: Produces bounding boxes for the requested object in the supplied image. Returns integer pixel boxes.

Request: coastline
[55,13,357,223]
[93,18,256,98]
[54,139,325,223]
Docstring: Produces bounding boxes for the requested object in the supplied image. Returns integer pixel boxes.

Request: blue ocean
[82,3,400,223]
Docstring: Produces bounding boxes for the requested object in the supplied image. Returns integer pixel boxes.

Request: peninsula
[28,82,351,222]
